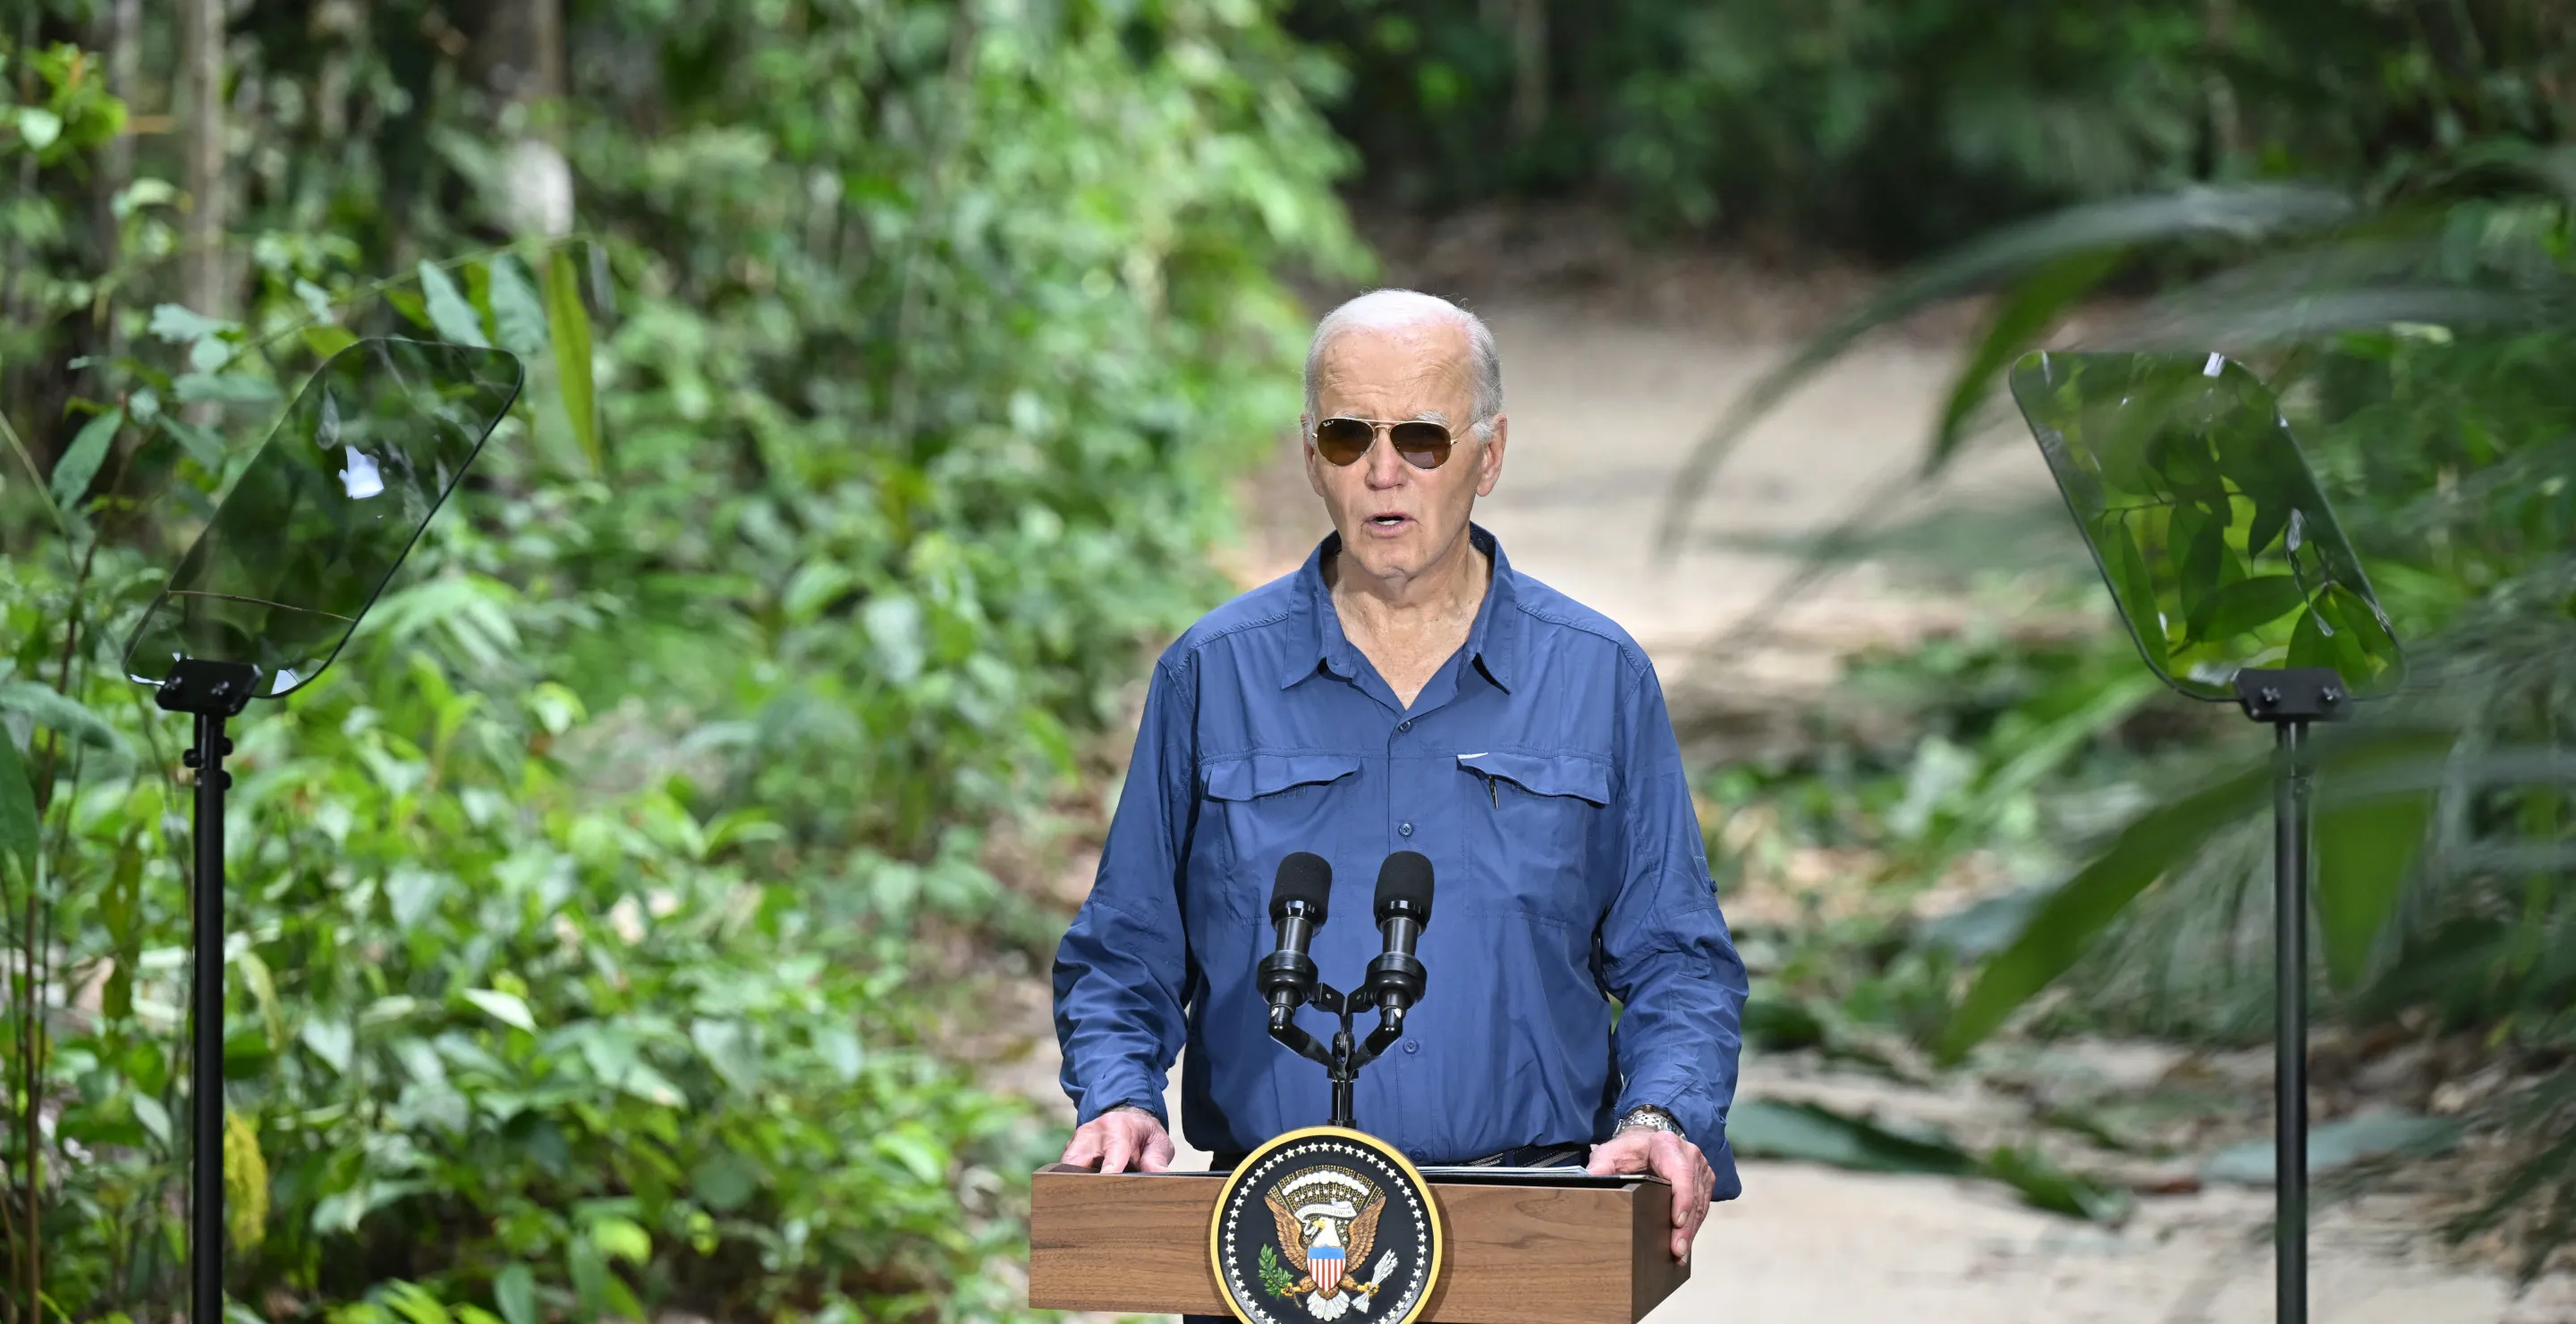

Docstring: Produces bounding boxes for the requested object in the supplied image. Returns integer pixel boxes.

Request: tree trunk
[471,0,574,237]
[94,0,141,353]
[1510,0,1546,140]
[182,0,227,318]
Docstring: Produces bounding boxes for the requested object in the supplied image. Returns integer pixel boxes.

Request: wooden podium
[1028,1164,1689,1323]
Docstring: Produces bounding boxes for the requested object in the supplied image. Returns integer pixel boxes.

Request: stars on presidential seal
[1209,1127,1442,1324]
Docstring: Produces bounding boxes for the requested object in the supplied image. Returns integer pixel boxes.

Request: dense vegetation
[1292,0,2576,253]
[7,0,2576,1320]
[2,1,1359,1320]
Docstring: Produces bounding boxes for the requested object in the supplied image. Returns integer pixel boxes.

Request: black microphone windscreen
[1270,852,1333,924]
[1373,851,1435,925]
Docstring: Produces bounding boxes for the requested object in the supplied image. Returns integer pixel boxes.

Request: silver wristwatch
[1615,1105,1683,1140]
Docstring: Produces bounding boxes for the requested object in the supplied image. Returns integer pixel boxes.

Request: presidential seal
[1208,1126,1443,1324]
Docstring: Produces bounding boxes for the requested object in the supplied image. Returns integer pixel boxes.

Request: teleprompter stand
[155,659,257,1324]
[123,337,521,1323]
[2233,666,2349,1324]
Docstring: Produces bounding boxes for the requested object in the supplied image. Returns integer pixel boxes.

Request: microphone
[1258,852,1332,1014]
[1364,851,1433,1014]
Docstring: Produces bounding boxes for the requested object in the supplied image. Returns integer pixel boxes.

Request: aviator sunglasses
[1311,415,1463,470]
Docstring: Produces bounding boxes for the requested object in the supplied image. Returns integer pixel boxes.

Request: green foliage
[3,1,1363,1321]
[1258,1242,1298,1296]
[1292,0,2576,251]
[1667,77,2576,1268]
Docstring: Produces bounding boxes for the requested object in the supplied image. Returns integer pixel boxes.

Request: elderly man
[1051,289,1748,1273]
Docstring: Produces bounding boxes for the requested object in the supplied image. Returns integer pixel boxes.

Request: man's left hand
[1586,1127,1716,1264]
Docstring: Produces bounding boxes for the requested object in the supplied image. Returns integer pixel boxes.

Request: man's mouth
[1365,512,1412,532]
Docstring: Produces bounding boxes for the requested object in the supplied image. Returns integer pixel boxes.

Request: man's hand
[1587,1127,1716,1264]
[1060,1105,1175,1175]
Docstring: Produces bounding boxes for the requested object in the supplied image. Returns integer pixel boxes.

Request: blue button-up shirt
[1053,525,1748,1199]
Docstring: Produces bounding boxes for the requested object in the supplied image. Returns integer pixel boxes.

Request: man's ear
[1474,414,1507,498]
[1301,415,1330,499]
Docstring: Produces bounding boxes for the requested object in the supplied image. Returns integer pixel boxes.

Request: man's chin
[1337,520,1456,581]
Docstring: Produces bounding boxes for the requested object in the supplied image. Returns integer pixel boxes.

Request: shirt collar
[1282,522,1521,693]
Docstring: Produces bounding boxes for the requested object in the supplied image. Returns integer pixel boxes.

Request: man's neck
[1325,528,1491,648]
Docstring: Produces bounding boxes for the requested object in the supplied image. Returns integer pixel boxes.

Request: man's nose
[1364,431,1409,487]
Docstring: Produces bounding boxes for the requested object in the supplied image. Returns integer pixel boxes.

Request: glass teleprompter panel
[2008,350,2401,701]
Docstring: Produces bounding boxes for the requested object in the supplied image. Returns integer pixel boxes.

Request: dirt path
[1008,285,2571,1322]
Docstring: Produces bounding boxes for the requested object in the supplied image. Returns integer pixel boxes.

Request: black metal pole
[190,714,229,1324]
[2275,718,2311,1324]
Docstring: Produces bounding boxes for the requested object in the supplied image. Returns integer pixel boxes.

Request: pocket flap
[1203,752,1362,802]
[1457,751,1610,804]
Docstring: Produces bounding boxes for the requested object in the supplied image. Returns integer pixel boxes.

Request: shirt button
[1403,1039,1419,1054]
[1397,719,1413,733]
[1409,1146,1428,1160]
[1398,822,1413,837]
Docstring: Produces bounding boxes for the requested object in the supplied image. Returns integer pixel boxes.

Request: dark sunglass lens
[1390,421,1453,469]
[1316,418,1374,464]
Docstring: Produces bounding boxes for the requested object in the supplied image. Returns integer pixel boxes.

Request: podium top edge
[1034,1163,1667,1190]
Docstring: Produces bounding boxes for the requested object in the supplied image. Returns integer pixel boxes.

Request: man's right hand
[1060,1105,1175,1174]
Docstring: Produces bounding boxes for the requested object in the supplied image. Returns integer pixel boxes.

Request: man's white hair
[1303,289,1504,440]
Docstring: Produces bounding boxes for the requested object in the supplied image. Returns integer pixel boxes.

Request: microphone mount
[1267,978,1411,1131]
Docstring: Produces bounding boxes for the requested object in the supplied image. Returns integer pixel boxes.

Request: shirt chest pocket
[1456,751,1612,929]
[1199,752,1363,921]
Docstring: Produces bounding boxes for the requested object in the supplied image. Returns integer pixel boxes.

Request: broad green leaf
[419,261,491,348]
[691,1017,760,1094]
[0,718,36,887]
[158,417,227,470]
[493,1266,537,1324]
[691,1150,759,1212]
[301,325,359,361]
[462,989,538,1033]
[0,679,131,764]
[2315,786,2432,990]
[1982,1145,2131,1221]
[588,1215,651,1265]
[2184,573,2305,645]
[1940,761,2272,1062]
[2094,514,2168,674]
[875,1125,949,1184]
[301,1019,355,1074]
[1928,248,2126,472]
[1729,1099,1976,1175]
[146,303,235,344]
[2245,493,2298,559]
[2168,501,2224,625]
[2288,604,2334,669]
[174,373,280,405]
[18,106,64,150]
[51,406,123,507]
[382,1281,451,1324]
[487,257,550,357]
[541,250,600,471]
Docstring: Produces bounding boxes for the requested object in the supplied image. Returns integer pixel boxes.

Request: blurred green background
[3,0,2574,1320]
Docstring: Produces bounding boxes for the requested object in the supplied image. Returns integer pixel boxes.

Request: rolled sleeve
[1598,655,1750,1199]
[1052,654,1199,1127]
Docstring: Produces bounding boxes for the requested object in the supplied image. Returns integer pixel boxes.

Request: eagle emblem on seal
[1256,1167,1402,1320]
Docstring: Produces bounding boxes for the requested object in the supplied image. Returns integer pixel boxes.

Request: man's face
[1303,322,1506,585]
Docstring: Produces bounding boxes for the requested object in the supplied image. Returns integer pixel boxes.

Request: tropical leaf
[541,249,600,471]
[1655,184,2355,551]
[419,261,492,348]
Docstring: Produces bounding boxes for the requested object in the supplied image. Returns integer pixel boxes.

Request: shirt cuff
[1073,1075,1169,1128]
[1613,1077,1716,1148]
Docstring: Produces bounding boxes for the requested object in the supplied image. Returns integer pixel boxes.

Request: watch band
[1615,1105,1682,1140]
